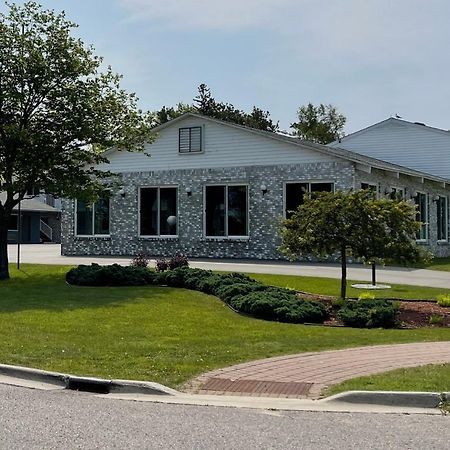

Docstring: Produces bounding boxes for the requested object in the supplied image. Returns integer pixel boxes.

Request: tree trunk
[372,263,376,286]
[0,221,9,280]
[340,246,347,299]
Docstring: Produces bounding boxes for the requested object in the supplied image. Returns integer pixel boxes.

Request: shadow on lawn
[0,268,171,313]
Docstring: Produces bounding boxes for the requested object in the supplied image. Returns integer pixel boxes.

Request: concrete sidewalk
[8,243,450,289]
[192,342,450,399]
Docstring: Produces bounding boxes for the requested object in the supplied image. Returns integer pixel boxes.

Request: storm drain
[66,378,111,394]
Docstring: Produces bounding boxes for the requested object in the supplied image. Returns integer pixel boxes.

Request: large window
[415,192,428,241]
[205,185,248,237]
[437,195,448,241]
[140,187,177,236]
[76,198,110,236]
[285,182,334,218]
[179,127,202,153]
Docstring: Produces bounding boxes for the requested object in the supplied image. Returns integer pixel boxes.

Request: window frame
[138,186,179,238]
[436,195,449,242]
[203,183,249,239]
[283,180,335,219]
[415,191,429,242]
[75,198,111,238]
[178,126,203,154]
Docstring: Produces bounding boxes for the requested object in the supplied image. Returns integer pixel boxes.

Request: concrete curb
[0,364,176,396]
[0,363,447,411]
[323,390,450,409]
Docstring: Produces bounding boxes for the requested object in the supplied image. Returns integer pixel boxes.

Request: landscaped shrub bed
[66,264,328,325]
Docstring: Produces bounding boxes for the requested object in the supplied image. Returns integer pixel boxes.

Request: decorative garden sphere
[167,215,177,226]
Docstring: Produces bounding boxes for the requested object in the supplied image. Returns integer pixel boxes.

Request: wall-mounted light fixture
[185,187,192,197]
[261,184,268,195]
[118,189,126,198]
[433,194,440,202]
[410,190,418,199]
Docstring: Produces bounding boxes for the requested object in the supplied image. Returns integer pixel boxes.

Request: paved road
[8,243,450,289]
[194,342,450,398]
[0,384,448,449]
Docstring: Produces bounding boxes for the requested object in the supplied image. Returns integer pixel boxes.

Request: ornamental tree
[279,190,425,299]
[0,2,153,280]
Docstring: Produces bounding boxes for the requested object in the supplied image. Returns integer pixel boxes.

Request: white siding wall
[99,117,338,173]
[334,119,450,179]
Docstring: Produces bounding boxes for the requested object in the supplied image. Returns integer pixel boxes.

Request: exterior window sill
[139,236,179,240]
[204,236,250,241]
[416,240,429,245]
[437,240,449,245]
[75,235,111,239]
[178,151,204,155]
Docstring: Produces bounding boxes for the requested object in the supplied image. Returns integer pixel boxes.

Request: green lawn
[1,264,450,388]
[325,364,450,396]
[421,257,450,272]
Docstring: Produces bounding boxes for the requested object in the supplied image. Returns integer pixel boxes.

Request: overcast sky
[5,0,450,133]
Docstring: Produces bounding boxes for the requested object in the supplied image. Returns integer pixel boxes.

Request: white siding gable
[99,116,338,173]
[333,119,450,179]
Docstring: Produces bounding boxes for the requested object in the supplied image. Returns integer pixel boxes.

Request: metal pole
[371,262,376,286]
[17,200,21,270]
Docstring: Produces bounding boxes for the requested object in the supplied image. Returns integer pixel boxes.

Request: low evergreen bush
[66,263,156,287]
[337,299,399,328]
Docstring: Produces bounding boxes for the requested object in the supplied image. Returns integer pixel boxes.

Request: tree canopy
[280,190,425,299]
[153,84,279,132]
[291,103,346,144]
[0,1,153,279]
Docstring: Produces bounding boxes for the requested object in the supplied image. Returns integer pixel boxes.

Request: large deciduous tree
[280,190,426,299]
[291,103,346,144]
[0,1,153,280]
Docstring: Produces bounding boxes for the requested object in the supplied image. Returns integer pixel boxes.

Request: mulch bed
[296,291,450,328]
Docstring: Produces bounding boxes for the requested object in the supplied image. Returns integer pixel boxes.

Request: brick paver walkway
[191,342,450,399]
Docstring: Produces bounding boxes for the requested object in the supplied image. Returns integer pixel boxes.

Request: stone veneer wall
[61,161,354,259]
[355,168,450,257]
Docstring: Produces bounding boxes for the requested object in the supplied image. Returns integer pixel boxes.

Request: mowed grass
[1,264,450,388]
[325,364,450,396]
[423,257,450,272]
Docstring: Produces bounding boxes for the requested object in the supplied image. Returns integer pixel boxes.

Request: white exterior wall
[99,116,338,173]
[332,119,450,179]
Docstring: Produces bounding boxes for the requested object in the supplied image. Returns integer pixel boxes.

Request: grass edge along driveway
[325,363,450,396]
[0,264,449,388]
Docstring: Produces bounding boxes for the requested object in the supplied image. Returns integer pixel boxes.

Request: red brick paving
[193,342,450,399]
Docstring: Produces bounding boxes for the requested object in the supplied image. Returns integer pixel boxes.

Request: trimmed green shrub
[234,290,328,324]
[337,299,399,328]
[215,283,268,304]
[66,263,156,287]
